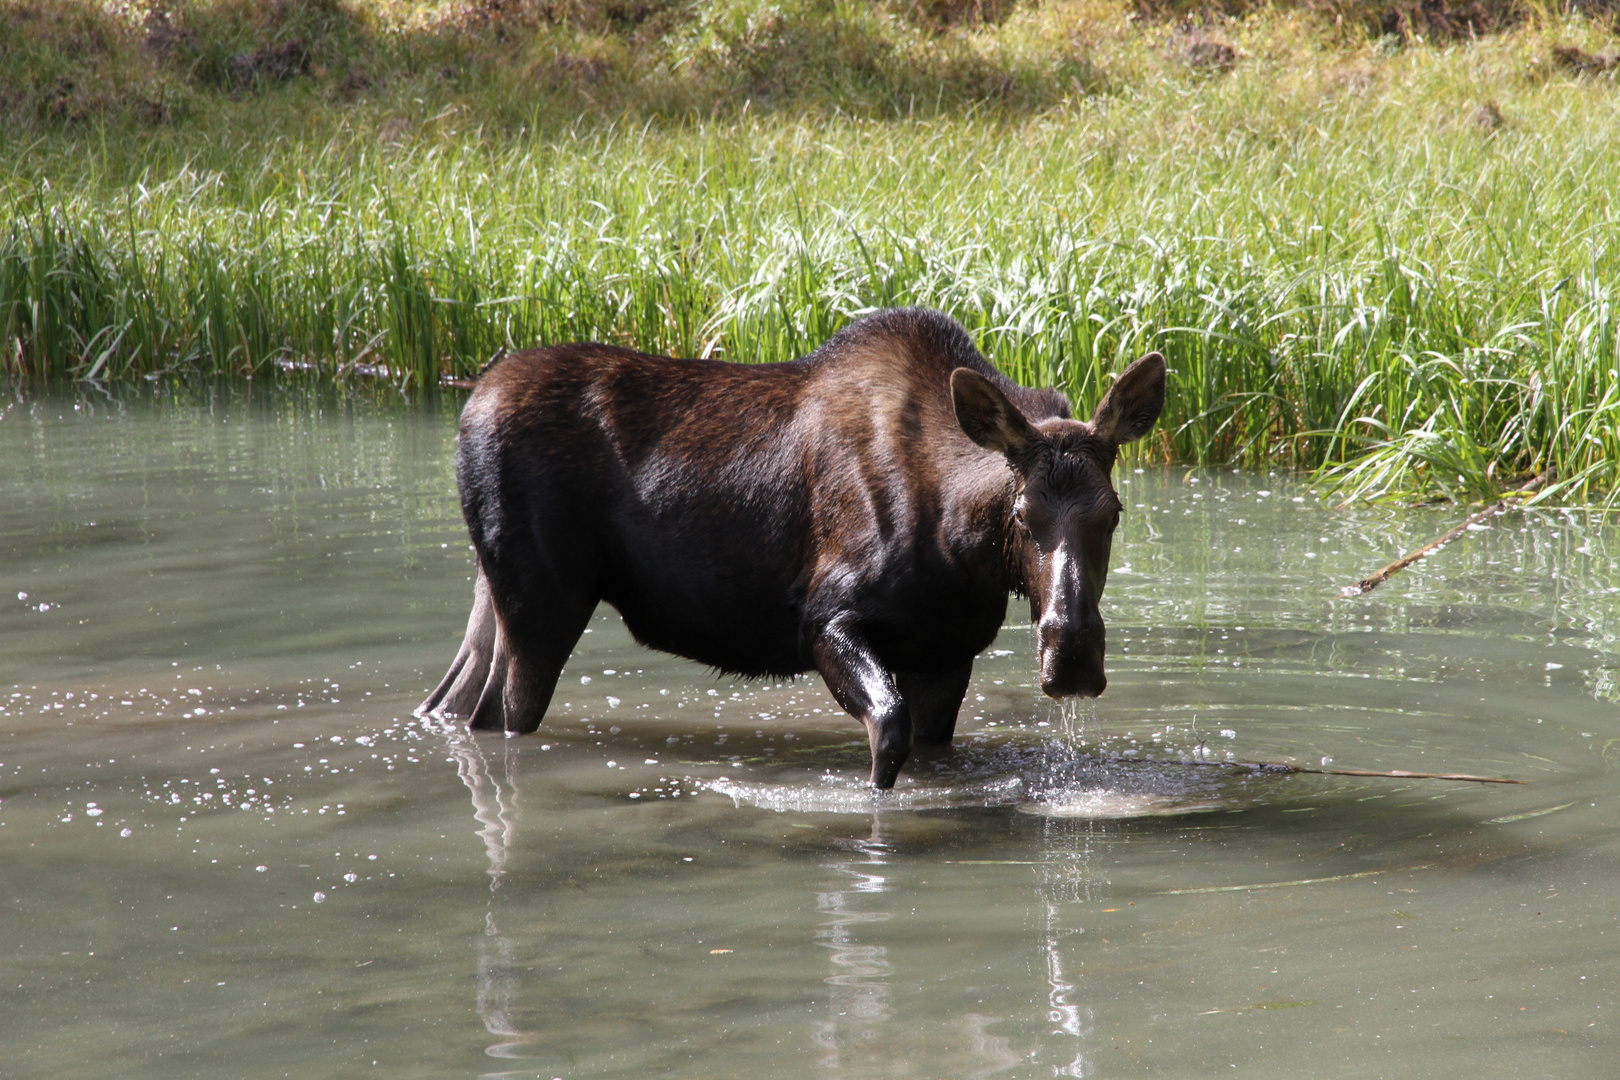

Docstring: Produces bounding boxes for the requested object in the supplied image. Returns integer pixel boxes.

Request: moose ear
[1091,352,1166,446]
[952,368,1039,458]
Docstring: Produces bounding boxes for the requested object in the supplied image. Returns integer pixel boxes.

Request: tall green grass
[4,23,1620,505]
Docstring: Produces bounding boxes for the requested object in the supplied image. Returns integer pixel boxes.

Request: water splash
[709,772,1024,813]
[704,723,1269,819]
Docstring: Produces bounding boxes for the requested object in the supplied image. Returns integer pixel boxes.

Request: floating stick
[1344,473,1545,596]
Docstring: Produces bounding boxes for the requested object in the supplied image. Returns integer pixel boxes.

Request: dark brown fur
[419,308,1165,787]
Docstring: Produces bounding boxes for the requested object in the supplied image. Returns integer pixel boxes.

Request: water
[3,380,1618,1078]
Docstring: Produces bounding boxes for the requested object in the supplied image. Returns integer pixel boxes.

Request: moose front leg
[812,617,911,789]
[895,663,973,751]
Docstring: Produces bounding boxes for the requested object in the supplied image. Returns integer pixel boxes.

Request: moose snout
[1037,614,1107,699]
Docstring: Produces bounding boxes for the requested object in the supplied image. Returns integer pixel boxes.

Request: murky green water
[3,381,1618,1079]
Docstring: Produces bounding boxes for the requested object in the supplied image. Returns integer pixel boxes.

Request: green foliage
[3,3,1620,504]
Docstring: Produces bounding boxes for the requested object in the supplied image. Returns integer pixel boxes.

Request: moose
[418,308,1166,788]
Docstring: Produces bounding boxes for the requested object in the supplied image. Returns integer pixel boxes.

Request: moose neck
[987,473,1035,600]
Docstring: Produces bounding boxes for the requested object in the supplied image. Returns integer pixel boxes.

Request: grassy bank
[4,2,1620,504]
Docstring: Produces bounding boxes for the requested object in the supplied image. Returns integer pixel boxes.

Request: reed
[4,4,1619,504]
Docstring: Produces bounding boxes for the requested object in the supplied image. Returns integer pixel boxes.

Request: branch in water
[1343,473,1546,596]
[1122,756,1526,785]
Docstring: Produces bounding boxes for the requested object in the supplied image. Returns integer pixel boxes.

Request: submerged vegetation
[3,0,1620,504]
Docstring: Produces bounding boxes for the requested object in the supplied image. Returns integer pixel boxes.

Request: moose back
[419,308,1166,787]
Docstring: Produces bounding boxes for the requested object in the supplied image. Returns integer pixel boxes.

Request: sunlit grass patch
[3,2,1619,504]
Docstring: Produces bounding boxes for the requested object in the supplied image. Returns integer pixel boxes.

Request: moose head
[952,352,1167,699]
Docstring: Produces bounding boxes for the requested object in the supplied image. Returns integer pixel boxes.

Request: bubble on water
[313,892,326,903]
[120,828,132,837]
[255,865,268,872]
[343,872,357,883]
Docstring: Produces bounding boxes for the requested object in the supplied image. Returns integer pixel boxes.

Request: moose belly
[859,574,1011,673]
[599,548,810,678]
[599,549,1009,679]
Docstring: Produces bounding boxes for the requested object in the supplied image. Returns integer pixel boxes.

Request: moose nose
[1038,616,1107,699]
[1040,662,1106,699]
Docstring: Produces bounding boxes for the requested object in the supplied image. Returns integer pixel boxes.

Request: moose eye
[1012,504,1027,527]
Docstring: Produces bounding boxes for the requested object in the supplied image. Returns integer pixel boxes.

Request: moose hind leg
[812,616,911,789]
[467,585,595,735]
[418,571,498,720]
[896,663,973,751]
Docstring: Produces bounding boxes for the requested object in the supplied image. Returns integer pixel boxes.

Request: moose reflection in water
[420,308,1166,787]
[434,719,1113,1077]
[436,721,533,1066]
[809,821,1101,1079]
